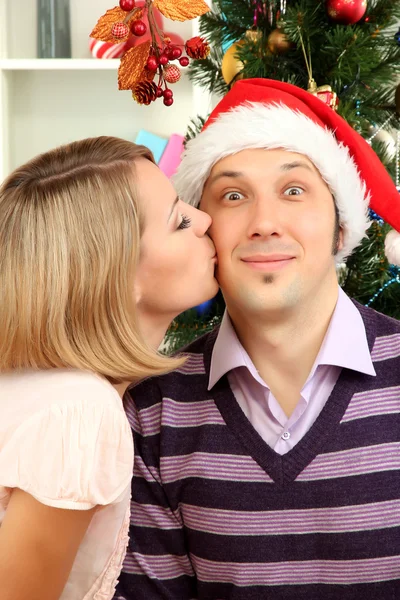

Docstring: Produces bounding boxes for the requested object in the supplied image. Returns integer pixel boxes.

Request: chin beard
[263,274,275,285]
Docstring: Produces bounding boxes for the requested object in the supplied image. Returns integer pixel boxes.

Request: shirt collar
[208,287,375,391]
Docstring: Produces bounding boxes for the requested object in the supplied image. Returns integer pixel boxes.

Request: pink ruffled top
[0,369,134,599]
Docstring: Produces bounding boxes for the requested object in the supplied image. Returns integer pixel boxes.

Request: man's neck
[228,286,339,417]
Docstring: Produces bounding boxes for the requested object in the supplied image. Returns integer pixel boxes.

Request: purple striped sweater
[116,303,400,600]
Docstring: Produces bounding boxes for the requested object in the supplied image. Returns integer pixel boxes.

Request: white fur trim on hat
[173,102,371,263]
[385,229,400,266]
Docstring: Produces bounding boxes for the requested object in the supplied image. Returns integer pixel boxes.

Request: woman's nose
[191,205,212,236]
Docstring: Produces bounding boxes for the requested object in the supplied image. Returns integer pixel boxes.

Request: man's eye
[284,187,304,196]
[223,192,245,201]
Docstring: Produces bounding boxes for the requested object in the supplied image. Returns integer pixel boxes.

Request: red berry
[156,87,163,98]
[130,20,147,36]
[163,45,172,58]
[146,56,158,70]
[163,88,173,99]
[119,0,135,10]
[179,56,189,67]
[163,97,174,106]
[159,54,169,66]
[170,47,182,60]
[111,22,129,39]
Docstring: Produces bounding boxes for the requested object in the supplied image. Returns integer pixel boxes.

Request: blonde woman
[0,137,218,600]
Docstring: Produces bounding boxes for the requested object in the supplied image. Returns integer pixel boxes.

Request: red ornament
[163,64,181,84]
[130,20,147,36]
[111,22,129,40]
[163,88,173,99]
[120,0,135,10]
[156,87,164,98]
[159,54,169,66]
[326,0,367,25]
[146,55,159,70]
[89,38,127,59]
[163,97,174,107]
[185,36,210,59]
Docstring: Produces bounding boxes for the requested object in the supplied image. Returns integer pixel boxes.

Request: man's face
[200,148,342,319]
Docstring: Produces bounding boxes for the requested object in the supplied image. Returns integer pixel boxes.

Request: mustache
[237,243,298,255]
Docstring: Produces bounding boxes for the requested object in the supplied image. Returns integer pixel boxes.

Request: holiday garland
[91,0,211,106]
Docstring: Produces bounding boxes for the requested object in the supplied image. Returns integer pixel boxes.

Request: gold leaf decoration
[142,68,156,82]
[118,40,151,90]
[153,0,209,22]
[90,6,143,43]
[90,7,127,42]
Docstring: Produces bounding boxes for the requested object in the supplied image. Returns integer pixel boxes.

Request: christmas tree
[165,0,400,352]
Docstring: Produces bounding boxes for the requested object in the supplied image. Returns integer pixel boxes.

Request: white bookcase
[0,0,213,181]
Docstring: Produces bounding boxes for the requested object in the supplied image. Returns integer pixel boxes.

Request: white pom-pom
[385,229,400,266]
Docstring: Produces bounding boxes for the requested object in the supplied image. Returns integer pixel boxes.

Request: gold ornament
[267,28,292,54]
[221,41,245,86]
[307,79,339,111]
[245,29,262,43]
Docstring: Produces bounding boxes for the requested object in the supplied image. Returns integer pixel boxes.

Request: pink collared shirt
[208,288,376,455]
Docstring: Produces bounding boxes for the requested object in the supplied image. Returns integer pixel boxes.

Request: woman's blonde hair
[0,136,185,382]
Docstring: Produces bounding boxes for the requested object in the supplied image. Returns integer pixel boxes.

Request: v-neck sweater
[118,302,400,600]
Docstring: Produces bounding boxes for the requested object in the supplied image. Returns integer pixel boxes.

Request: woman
[0,136,218,600]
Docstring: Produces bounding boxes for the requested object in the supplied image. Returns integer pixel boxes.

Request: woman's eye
[223,191,245,201]
[284,186,304,196]
[177,214,192,230]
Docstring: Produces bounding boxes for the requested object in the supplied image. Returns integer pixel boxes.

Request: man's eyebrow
[279,161,314,173]
[206,162,313,188]
[207,170,244,186]
[168,196,180,221]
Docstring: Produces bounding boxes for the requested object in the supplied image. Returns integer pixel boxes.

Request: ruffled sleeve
[0,378,133,510]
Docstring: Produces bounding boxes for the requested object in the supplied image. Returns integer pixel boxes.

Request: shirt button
[282,431,291,441]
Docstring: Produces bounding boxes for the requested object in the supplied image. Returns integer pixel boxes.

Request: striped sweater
[116,303,400,600]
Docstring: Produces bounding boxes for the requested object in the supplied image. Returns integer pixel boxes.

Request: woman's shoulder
[0,370,133,509]
[0,369,122,411]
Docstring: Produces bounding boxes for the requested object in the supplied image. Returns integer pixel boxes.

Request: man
[116,79,400,599]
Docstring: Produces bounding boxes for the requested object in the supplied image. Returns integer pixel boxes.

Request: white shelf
[0,58,187,72]
[0,58,121,71]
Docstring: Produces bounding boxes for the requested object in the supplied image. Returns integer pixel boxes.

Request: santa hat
[174,78,400,265]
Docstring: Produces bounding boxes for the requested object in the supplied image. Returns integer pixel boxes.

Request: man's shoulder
[354,300,400,337]
[178,325,220,355]
[129,326,219,411]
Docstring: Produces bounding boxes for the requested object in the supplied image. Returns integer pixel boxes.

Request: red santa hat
[174,78,400,265]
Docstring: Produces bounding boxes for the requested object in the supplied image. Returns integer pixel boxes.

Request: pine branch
[184,116,207,146]
[199,12,246,46]
[188,45,228,96]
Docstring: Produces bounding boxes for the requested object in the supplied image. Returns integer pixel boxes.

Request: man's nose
[246,198,284,239]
